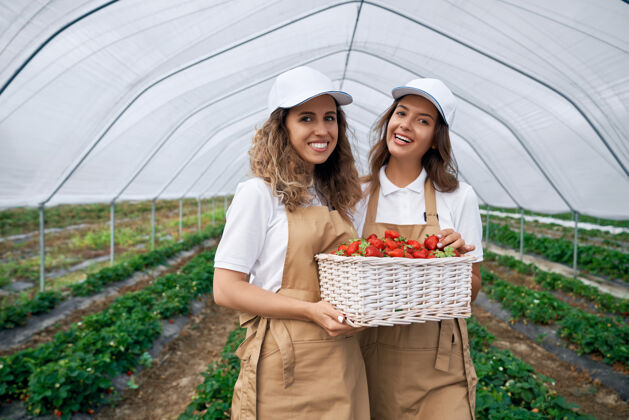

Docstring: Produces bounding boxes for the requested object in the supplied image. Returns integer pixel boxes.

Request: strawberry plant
[482,268,629,368]
[0,224,223,331]
[485,223,629,282]
[0,248,218,416]
[484,251,629,316]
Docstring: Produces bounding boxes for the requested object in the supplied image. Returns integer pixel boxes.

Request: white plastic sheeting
[0,0,628,219]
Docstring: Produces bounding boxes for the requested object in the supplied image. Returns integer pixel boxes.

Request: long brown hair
[249,104,362,221]
[365,97,458,198]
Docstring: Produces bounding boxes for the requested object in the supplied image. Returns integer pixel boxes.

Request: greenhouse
[0,1,628,419]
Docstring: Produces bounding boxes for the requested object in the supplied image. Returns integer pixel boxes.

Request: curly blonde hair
[249,105,362,221]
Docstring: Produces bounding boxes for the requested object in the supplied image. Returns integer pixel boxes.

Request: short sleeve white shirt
[214,177,322,292]
[353,167,484,262]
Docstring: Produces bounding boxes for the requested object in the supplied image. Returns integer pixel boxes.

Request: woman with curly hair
[354,78,482,419]
[213,66,368,419]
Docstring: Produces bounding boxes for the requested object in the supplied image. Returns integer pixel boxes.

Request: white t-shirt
[353,167,484,262]
[214,177,323,292]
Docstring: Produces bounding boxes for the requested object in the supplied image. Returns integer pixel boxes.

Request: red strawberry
[404,251,413,258]
[366,233,377,241]
[368,237,385,250]
[346,240,361,255]
[424,235,439,250]
[384,238,398,250]
[386,248,404,258]
[412,249,429,259]
[453,249,461,257]
[87,409,95,415]
[384,230,400,240]
[407,240,421,250]
[365,245,383,257]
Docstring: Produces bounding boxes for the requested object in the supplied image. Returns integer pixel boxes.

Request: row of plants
[177,319,590,420]
[0,247,218,418]
[0,223,224,331]
[483,251,629,317]
[481,268,629,368]
[484,222,629,282]
[486,214,629,250]
[480,205,629,229]
[0,208,226,286]
[0,198,215,237]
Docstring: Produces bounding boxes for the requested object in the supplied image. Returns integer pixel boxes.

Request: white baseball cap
[267,66,352,115]
[391,78,456,126]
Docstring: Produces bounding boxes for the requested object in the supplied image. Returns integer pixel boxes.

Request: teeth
[395,134,412,143]
[310,142,328,150]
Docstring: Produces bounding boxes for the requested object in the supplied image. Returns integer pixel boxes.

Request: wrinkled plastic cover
[0,0,627,219]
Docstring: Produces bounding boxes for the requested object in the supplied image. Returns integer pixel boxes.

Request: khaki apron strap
[457,318,477,418]
[269,320,296,388]
[434,319,455,371]
[424,178,439,225]
[362,185,380,236]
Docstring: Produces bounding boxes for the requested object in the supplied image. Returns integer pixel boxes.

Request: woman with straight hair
[213,66,369,419]
[354,78,483,419]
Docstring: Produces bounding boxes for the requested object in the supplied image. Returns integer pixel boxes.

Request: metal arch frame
[181,127,255,199]
[347,49,576,213]
[360,1,628,177]
[344,77,523,208]
[8,0,619,209]
[36,2,361,207]
[152,108,266,201]
[110,49,351,204]
[339,0,364,91]
[0,0,120,96]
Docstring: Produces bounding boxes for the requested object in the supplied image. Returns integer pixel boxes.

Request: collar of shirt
[379,166,427,196]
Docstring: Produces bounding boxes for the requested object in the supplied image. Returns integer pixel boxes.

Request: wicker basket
[315,253,476,327]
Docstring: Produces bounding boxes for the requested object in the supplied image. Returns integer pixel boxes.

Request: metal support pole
[179,199,183,240]
[573,212,579,278]
[211,197,216,225]
[484,206,490,247]
[151,199,156,250]
[110,202,115,266]
[197,198,201,231]
[39,205,45,292]
[519,208,524,260]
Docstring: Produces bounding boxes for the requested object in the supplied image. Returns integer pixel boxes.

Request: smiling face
[285,94,339,172]
[385,95,439,165]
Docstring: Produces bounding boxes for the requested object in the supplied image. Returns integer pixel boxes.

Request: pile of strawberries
[333,230,461,259]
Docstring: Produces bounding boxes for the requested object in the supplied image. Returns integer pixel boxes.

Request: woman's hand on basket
[437,229,475,255]
[308,300,366,337]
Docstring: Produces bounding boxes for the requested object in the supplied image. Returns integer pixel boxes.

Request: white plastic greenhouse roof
[0,0,628,219]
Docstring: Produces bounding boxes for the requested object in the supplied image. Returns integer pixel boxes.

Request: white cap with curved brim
[391,78,456,126]
[267,66,352,115]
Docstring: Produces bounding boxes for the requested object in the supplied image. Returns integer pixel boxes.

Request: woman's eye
[300,116,312,122]
[419,119,429,125]
[325,115,336,121]
[396,111,405,117]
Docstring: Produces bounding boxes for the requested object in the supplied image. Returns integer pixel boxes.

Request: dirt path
[472,305,629,420]
[96,300,239,420]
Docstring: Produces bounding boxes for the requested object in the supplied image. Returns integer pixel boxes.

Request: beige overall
[231,206,370,419]
[359,179,477,420]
